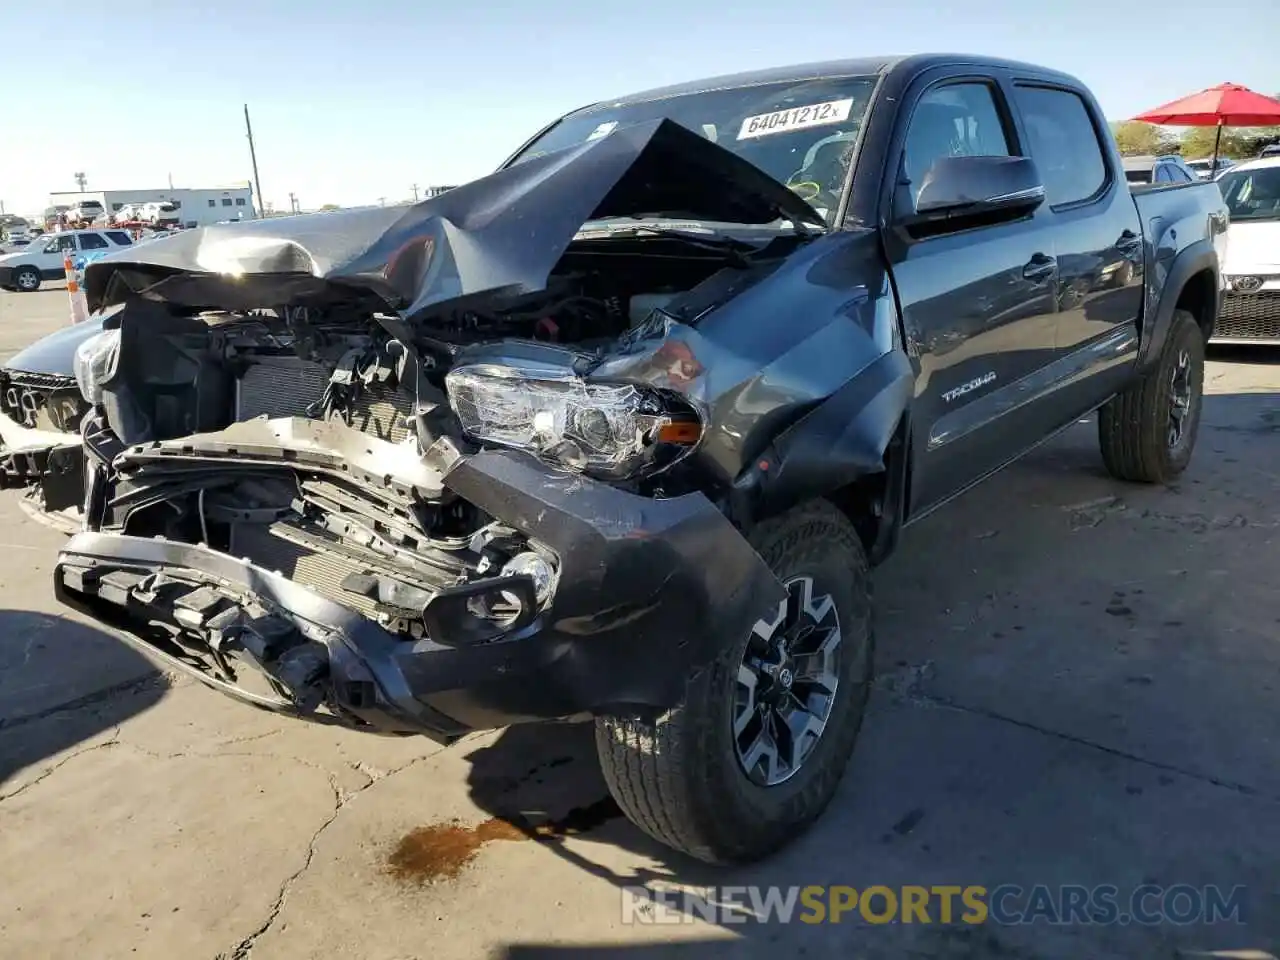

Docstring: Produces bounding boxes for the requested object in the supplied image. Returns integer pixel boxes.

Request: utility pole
[411,183,419,201]
[377,196,386,207]
[244,104,265,220]
[288,192,299,214]
[74,172,87,192]
[168,172,174,190]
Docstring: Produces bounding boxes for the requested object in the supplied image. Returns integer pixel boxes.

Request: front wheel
[13,267,41,292]
[595,499,873,864]
[1098,308,1205,483]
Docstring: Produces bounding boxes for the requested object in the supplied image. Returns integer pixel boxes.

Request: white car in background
[0,228,135,292]
[1213,156,1280,343]
[66,200,105,223]
[140,200,182,227]
[113,202,146,223]
[1187,157,1235,180]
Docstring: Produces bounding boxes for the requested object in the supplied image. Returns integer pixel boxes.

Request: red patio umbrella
[1133,83,1280,170]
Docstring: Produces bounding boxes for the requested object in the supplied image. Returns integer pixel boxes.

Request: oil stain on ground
[386,796,622,884]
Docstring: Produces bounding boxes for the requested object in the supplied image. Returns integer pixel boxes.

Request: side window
[1014,85,1108,207]
[105,231,133,246]
[902,82,1012,203]
[79,233,109,250]
[1154,165,1172,183]
[221,198,233,207]
[208,199,217,207]
[45,235,77,253]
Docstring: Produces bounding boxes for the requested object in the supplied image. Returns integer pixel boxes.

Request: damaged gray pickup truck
[54,54,1228,864]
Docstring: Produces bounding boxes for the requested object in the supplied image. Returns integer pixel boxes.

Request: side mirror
[901,155,1045,234]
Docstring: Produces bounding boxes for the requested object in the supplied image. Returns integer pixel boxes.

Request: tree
[319,203,340,211]
[1111,121,1172,156]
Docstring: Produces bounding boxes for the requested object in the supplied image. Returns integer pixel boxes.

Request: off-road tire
[594,499,874,864]
[13,267,41,292]
[1098,308,1205,483]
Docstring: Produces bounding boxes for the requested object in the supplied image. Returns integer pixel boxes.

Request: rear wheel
[595,499,874,864]
[13,267,41,292]
[1098,308,1205,483]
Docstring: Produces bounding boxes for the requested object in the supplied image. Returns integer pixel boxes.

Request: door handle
[1022,253,1056,283]
[1116,229,1142,253]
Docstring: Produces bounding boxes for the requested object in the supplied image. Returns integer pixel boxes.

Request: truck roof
[594,53,1084,107]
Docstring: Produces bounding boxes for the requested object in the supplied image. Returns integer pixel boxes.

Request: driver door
[880,72,1063,514]
[39,234,78,278]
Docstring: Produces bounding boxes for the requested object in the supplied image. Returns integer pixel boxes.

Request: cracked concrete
[0,289,1278,959]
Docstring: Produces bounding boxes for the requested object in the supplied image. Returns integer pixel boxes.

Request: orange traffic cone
[64,254,88,324]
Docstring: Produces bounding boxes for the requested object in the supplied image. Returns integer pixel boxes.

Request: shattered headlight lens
[445,362,701,481]
[73,328,122,406]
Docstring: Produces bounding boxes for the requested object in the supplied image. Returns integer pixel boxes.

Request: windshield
[507,76,879,226]
[1217,166,1280,220]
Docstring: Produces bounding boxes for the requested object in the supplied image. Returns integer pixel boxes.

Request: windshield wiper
[578,223,771,260]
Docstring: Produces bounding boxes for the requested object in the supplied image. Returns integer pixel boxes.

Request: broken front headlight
[73,328,122,406]
[445,362,701,481]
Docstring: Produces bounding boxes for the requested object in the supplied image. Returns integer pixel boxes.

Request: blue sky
[3,0,1277,217]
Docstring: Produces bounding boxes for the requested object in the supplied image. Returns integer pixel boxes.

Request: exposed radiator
[235,356,414,442]
[235,356,330,420]
[231,522,380,619]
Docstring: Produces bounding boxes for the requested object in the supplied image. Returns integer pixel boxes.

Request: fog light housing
[501,551,556,605]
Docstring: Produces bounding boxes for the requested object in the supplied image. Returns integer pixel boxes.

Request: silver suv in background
[1123,154,1199,185]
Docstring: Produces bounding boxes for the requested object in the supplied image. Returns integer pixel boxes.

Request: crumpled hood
[84,118,824,319]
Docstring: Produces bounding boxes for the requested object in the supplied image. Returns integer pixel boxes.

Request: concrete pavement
[0,286,1277,958]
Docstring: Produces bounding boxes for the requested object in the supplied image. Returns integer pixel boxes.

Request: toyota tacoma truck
[52,54,1228,864]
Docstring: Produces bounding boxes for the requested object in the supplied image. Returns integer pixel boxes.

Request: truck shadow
[448,388,1280,959]
[0,610,165,787]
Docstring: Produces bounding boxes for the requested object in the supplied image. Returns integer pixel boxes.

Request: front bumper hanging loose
[54,449,785,741]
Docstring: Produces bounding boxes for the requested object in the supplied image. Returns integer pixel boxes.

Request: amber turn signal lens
[656,421,701,444]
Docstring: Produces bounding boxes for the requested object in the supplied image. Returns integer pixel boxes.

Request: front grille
[1216,292,1280,341]
[6,370,76,390]
[0,369,86,431]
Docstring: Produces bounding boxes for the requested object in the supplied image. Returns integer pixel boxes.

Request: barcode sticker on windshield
[737,99,854,140]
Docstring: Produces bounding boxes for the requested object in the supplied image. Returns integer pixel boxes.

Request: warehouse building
[47,184,256,227]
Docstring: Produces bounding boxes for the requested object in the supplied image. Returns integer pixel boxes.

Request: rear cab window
[1013,85,1109,207]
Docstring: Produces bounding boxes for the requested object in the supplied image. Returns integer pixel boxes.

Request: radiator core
[235,356,331,420]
